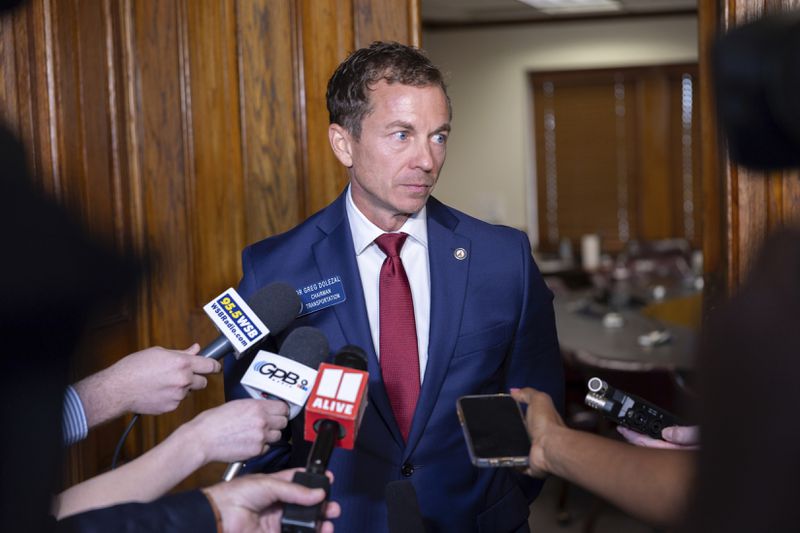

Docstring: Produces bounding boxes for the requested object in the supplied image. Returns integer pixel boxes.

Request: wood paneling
[700,0,800,298]
[238,0,304,237]
[299,0,354,215]
[1,0,419,489]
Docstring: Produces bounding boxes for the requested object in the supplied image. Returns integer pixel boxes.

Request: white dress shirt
[345,186,430,384]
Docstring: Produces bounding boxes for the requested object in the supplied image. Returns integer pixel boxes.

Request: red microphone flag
[304,362,368,449]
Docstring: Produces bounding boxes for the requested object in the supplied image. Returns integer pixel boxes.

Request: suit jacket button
[401,463,414,477]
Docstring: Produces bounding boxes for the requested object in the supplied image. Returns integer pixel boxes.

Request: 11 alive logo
[202,288,268,354]
[304,363,368,449]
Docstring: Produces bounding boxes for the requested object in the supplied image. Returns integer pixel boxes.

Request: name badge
[296,275,347,316]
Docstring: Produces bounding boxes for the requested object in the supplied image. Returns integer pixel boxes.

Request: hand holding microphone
[179,399,290,465]
[72,344,220,430]
[281,345,369,533]
[223,326,330,480]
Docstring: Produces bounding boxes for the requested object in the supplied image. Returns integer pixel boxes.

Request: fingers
[323,501,341,520]
[184,343,201,355]
[268,468,336,485]
[509,386,538,406]
[189,373,209,391]
[662,425,700,446]
[268,468,304,482]
[189,353,222,375]
[616,426,685,449]
[254,477,328,508]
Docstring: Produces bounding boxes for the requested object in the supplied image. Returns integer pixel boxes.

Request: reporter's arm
[55,399,289,518]
[72,344,217,429]
[511,387,695,527]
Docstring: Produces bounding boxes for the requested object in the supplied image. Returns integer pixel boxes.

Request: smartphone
[456,394,531,467]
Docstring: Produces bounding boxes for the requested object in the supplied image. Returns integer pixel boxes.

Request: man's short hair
[326,41,451,139]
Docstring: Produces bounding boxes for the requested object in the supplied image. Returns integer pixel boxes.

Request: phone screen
[457,394,531,467]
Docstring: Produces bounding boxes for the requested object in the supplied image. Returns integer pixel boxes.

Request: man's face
[337,80,450,231]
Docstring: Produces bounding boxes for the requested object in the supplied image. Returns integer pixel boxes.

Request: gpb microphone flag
[240,327,329,419]
[223,326,329,481]
[200,282,301,360]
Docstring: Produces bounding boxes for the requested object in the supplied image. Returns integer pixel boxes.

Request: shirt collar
[345,184,428,256]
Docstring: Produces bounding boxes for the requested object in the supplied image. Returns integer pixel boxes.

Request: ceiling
[421,0,697,27]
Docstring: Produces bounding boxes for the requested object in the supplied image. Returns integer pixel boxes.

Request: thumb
[185,343,201,355]
[662,425,700,445]
[510,387,534,405]
[248,477,327,510]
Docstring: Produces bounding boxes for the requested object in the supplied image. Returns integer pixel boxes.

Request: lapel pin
[454,248,467,260]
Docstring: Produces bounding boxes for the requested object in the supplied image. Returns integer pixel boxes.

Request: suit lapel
[313,192,404,447]
[404,197,470,458]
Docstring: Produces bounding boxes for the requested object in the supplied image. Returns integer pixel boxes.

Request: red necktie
[375,232,420,441]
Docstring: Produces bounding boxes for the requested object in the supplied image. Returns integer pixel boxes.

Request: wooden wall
[700,0,800,306]
[0,0,419,490]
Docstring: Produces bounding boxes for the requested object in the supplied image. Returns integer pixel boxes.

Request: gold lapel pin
[454,248,467,260]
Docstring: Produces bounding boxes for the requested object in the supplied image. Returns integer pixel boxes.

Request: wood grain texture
[354,0,412,46]
[238,0,303,238]
[298,0,354,216]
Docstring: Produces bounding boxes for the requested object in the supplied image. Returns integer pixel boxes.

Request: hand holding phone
[456,394,531,468]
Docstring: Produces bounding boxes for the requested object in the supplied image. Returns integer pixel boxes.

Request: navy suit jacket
[225,192,564,533]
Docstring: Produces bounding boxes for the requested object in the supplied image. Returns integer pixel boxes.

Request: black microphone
[223,326,330,481]
[281,345,369,533]
[200,282,301,360]
[386,480,426,533]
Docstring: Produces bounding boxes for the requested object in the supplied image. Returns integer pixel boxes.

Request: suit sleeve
[56,490,217,533]
[506,232,565,501]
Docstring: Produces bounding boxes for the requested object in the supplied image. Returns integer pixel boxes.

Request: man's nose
[412,139,434,172]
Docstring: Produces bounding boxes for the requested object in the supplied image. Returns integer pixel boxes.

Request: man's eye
[432,133,447,145]
[394,132,408,141]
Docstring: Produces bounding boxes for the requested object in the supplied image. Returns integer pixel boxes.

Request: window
[531,65,701,253]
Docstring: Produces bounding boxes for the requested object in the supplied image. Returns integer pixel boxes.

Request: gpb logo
[254,361,301,386]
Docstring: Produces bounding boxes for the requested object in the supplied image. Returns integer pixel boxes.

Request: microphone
[223,326,329,481]
[200,282,301,360]
[280,345,369,533]
[386,480,426,533]
[303,345,369,456]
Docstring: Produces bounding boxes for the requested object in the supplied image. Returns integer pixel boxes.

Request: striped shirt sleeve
[63,385,89,445]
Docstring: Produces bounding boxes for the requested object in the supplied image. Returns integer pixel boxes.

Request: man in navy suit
[225,41,564,532]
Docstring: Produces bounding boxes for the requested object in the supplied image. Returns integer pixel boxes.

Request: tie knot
[375,232,408,258]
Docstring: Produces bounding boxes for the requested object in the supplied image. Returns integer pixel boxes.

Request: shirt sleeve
[62,385,89,445]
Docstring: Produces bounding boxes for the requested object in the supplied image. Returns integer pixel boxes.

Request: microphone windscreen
[248,282,302,335]
[279,326,329,369]
[333,344,368,371]
[386,480,426,533]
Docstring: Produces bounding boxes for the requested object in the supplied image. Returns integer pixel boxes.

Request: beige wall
[423,15,698,246]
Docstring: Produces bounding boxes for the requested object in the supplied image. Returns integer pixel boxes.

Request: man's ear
[328,124,354,167]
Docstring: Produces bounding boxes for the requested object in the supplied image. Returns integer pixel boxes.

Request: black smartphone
[456,394,531,467]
